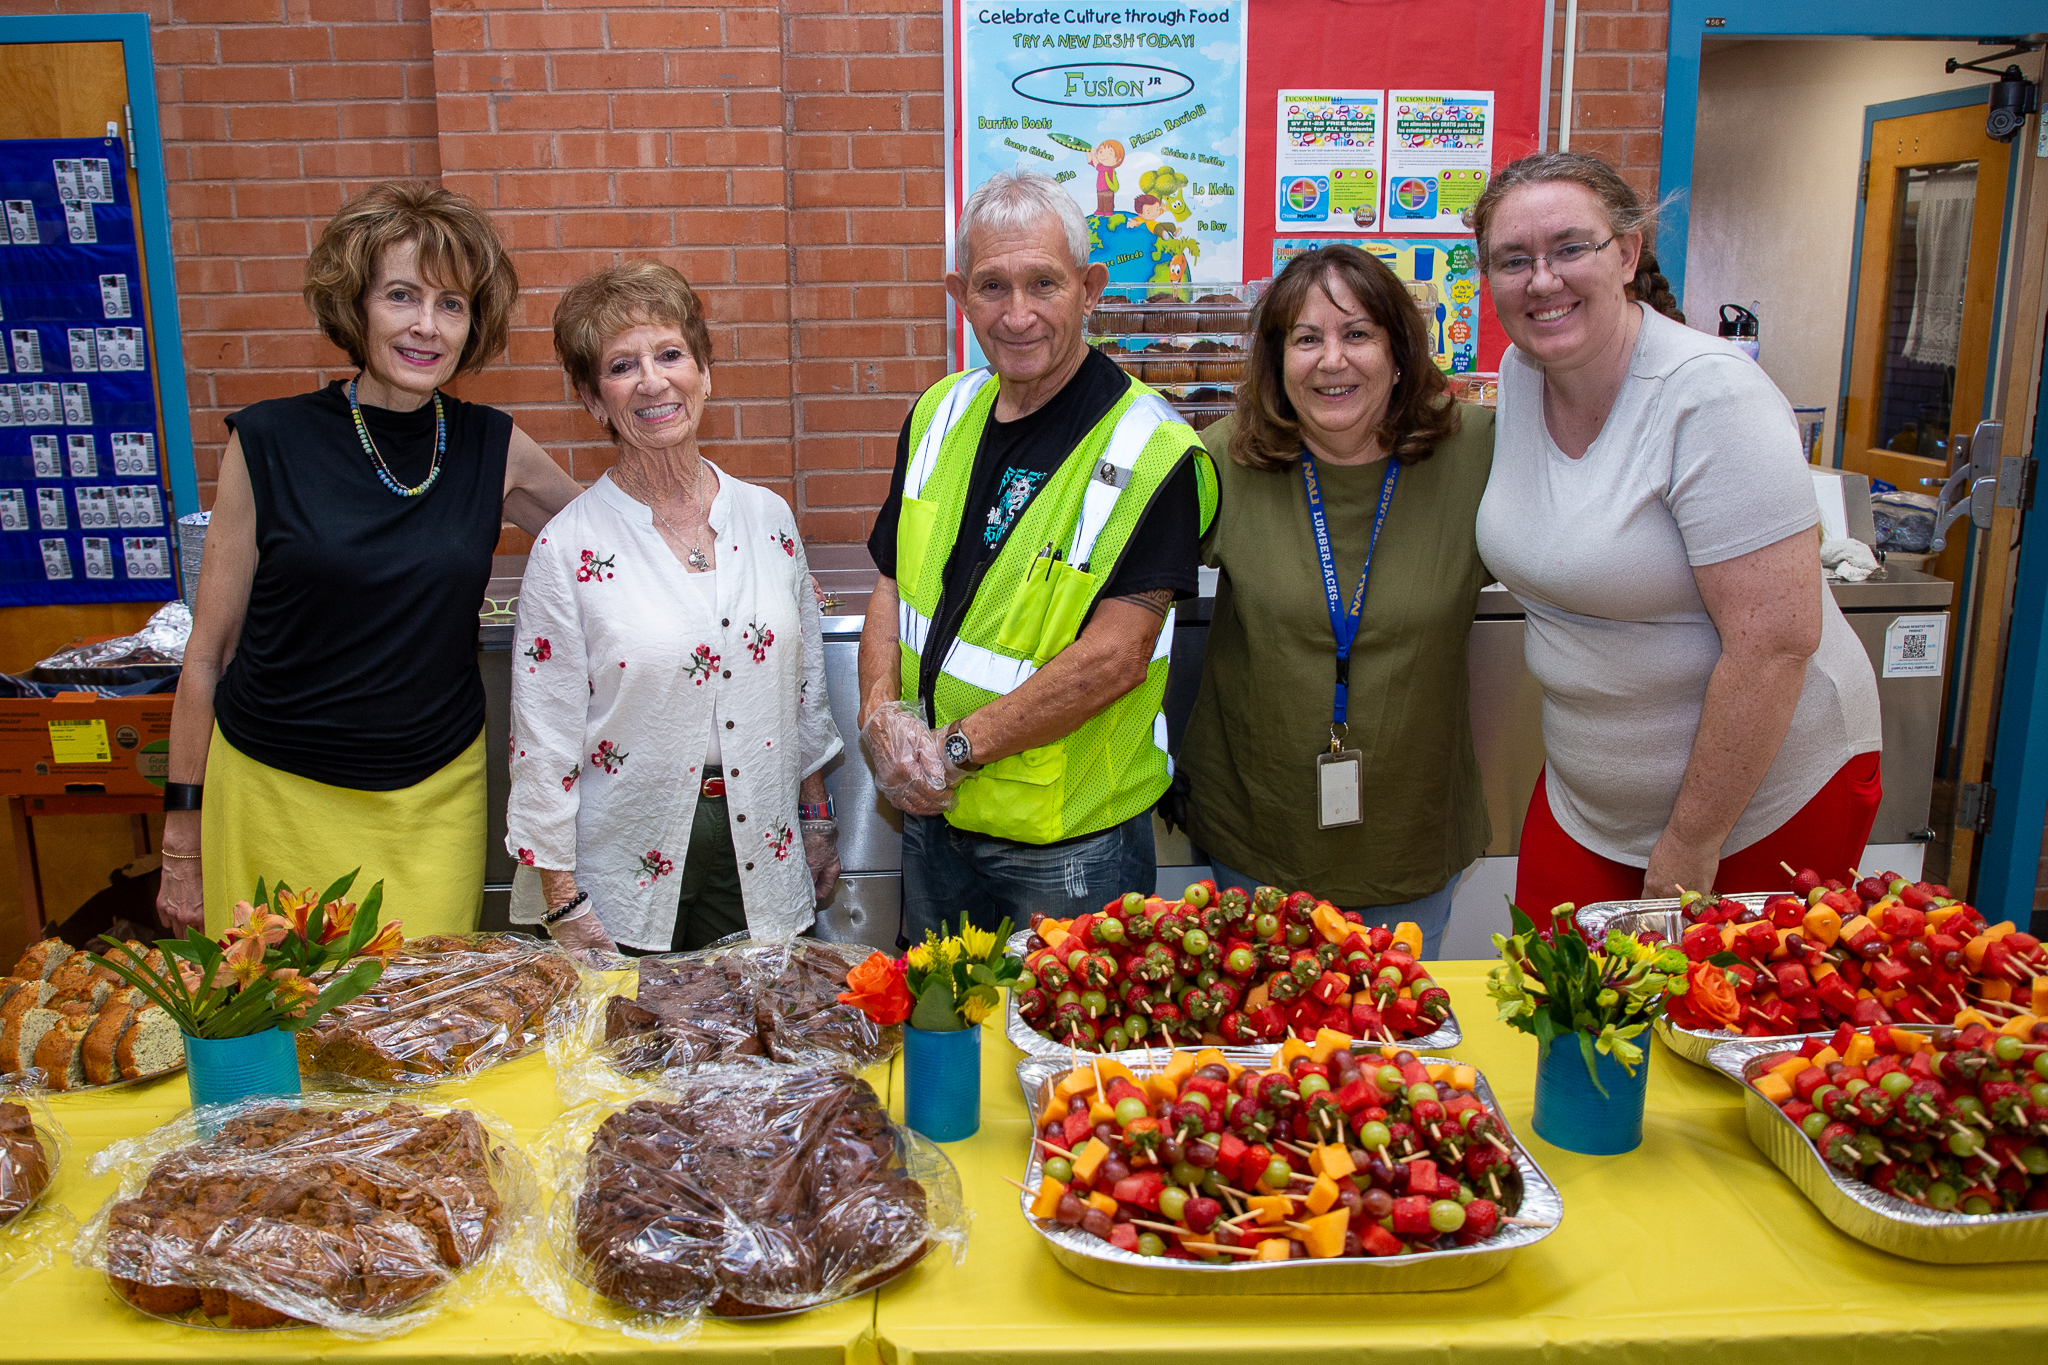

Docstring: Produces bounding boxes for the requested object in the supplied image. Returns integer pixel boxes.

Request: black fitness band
[162,782,203,811]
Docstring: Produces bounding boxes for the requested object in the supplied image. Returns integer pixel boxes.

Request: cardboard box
[0,692,172,797]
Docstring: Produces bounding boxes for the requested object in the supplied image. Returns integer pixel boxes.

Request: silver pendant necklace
[651,460,713,571]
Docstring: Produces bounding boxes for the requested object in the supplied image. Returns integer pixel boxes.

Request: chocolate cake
[573,1071,928,1317]
[0,1101,50,1223]
[296,934,579,1086]
[103,1102,503,1328]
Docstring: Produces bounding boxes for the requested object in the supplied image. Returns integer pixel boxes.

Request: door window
[1875,161,1976,463]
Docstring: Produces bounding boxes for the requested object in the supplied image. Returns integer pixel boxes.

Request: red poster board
[1243,0,1550,370]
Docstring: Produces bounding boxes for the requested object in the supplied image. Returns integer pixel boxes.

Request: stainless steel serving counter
[475,548,1954,953]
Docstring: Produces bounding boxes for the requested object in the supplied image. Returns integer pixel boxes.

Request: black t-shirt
[867,349,1201,696]
[214,380,512,790]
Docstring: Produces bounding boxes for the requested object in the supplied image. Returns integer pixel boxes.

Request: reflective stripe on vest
[1067,393,1176,571]
[903,593,1174,699]
[905,368,994,501]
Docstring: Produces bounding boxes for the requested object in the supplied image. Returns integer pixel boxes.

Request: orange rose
[838,951,913,1026]
[1686,961,1742,1029]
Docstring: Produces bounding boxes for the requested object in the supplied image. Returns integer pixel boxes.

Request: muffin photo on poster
[955,6,1248,300]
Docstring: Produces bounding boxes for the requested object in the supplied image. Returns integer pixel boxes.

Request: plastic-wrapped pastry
[86,1098,520,1335]
[296,933,580,1088]
[558,1069,955,1321]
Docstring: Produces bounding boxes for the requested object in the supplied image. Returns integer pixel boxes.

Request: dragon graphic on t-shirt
[985,468,1048,548]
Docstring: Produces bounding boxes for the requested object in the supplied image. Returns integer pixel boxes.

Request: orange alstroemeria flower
[223,933,271,989]
[266,967,320,1016]
[318,898,358,945]
[836,951,913,1026]
[1685,961,1743,1029]
[360,921,405,960]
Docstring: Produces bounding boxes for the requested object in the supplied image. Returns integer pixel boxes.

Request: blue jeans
[1207,859,1456,961]
[900,811,1156,946]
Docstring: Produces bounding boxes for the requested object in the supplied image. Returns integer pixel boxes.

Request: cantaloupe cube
[1145,1072,1180,1104]
[1999,1012,2039,1038]
[1055,1069,1097,1103]
[1889,1030,1927,1055]
[1952,1009,1994,1030]
[2032,977,2048,1016]
[1096,1057,1137,1087]
[1768,1055,1810,1084]
[1447,1065,1477,1092]
[1752,1072,1794,1104]
[1312,1144,1356,1180]
[1302,1208,1349,1258]
[1070,1138,1110,1183]
[1305,1174,1340,1215]
[1842,1034,1877,1067]
[1030,1176,1067,1218]
[1255,1237,1292,1261]
[1086,1191,1118,1216]
[1087,1096,1116,1126]
[1249,1194,1291,1225]
[1981,979,2014,1003]
[1389,921,1424,957]
[1161,1050,1197,1087]
[1312,903,1350,945]
[1810,1045,1842,1069]
[1276,1037,1314,1071]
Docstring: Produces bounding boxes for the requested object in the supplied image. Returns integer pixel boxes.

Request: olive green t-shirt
[1181,405,1495,905]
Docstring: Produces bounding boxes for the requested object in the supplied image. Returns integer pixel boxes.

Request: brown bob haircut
[551,260,714,402]
[1230,244,1459,472]
[303,182,517,378]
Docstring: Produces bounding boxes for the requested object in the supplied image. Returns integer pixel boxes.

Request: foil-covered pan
[1707,1036,2048,1263]
[1003,930,1460,1061]
[1013,1049,1561,1292]
[1574,896,1812,1070]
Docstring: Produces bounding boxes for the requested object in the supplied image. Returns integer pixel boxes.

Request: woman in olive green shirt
[1181,244,1494,957]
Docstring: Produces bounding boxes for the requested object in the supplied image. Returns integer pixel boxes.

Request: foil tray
[1574,896,1825,1071]
[1013,1049,1562,1293]
[1706,1036,2048,1263]
[1003,930,1460,1062]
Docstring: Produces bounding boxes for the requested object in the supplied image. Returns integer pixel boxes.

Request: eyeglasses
[1485,236,1617,280]
[479,595,517,623]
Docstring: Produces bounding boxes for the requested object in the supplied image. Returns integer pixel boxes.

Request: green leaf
[1507,902,1537,938]
[1577,1030,1609,1098]
[344,881,385,955]
[285,957,385,1034]
[316,867,360,909]
[1706,951,1743,967]
[909,980,965,1032]
[253,876,268,908]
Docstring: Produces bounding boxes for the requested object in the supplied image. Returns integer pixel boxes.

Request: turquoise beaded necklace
[350,377,446,498]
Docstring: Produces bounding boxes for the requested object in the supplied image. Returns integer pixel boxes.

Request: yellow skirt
[200,724,486,939]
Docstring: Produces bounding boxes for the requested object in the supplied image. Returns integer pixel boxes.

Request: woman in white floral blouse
[506,262,843,954]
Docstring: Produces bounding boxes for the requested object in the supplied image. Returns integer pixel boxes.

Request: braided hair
[1627,245,1685,324]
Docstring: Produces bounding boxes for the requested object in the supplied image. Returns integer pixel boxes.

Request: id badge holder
[1316,729,1364,829]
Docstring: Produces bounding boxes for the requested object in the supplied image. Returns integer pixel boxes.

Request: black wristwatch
[943,726,981,773]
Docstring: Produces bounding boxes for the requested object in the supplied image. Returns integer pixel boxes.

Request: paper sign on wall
[1275,91,1382,231]
[1385,90,1493,232]
[1883,614,1947,678]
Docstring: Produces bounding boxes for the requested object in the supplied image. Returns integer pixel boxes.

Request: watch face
[946,733,971,766]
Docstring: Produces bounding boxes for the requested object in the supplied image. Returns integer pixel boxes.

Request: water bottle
[1718,303,1760,362]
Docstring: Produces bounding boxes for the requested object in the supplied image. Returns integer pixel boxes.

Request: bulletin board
[0,136,171,606]
[945,0,1552,372]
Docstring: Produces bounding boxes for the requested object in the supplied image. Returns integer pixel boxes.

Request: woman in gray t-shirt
[1469,153,1882,921]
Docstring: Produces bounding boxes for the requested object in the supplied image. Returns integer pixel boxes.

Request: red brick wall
[29,0,1671,542]
[1548,2,1669,200]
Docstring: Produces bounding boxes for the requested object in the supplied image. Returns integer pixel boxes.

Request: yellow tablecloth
[9,1046,883,1365]
[874,963,2048,1365]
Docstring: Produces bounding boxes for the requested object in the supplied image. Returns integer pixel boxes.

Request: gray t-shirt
[1475,305,1881,866]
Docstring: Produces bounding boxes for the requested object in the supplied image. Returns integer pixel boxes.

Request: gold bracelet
[161,850,201,859]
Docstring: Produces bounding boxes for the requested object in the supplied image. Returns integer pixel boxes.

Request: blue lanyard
[1301,452,1400,733]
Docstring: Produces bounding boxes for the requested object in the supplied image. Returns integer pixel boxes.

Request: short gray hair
[956,170,1091,275]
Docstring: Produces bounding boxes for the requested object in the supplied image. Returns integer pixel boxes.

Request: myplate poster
[955,6,1248,296]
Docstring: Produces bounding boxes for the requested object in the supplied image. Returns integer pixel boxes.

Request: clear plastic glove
[156,849,205,934]
[860,684,955,816]
[545,901,618,958]
[803,819,841,903]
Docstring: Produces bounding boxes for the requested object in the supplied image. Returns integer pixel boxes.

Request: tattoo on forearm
[1114,588,1173,620]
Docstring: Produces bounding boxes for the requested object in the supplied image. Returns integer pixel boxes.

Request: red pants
[1514,751,1884,927]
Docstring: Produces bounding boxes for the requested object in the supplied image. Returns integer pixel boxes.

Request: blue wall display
[0,136,172,606]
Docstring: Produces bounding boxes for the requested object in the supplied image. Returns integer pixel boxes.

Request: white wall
[1684,39,1994,460]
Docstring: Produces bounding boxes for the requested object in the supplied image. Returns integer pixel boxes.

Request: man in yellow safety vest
[857,169,1216,944]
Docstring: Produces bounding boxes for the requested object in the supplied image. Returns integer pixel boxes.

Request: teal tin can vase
[183,1028,302,1109]
[902,1023,980,1142]
[1531,1032,1649,1156]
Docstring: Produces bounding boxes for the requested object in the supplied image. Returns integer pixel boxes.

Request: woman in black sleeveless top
[156,183,581,936]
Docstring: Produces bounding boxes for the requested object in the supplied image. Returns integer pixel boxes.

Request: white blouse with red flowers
[505,467,842,949]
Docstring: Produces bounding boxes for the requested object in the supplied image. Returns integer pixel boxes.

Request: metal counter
[477,548,1953,951]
